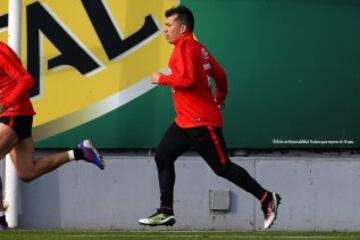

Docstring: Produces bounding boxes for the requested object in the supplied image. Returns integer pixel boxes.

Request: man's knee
[17,172,35,183]
[212,164,230,177]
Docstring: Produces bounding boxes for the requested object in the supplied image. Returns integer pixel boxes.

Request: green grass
[1,231,360,240]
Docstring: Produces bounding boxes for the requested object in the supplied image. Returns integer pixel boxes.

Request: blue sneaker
[78,139,105,170]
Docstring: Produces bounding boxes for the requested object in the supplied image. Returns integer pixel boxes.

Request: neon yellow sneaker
[138,209,175,227]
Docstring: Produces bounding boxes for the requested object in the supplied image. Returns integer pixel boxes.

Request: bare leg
[0,178,5,212]
[0,124,18,160]
[0,124,18,211]
[10,137,71,182]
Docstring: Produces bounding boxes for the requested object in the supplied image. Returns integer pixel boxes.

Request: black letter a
[27,2,100,97]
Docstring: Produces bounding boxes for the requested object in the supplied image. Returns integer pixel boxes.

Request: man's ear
[180,24,187,34]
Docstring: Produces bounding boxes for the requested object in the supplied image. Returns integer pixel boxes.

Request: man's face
[164,14,184,44]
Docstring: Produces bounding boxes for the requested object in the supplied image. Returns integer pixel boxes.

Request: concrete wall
[10,152,360,231]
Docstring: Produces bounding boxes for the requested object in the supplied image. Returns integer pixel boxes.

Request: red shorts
[0,116,33,140]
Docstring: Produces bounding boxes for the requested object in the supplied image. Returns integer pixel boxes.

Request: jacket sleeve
[0,51,34,109]
[158,41,195,88]
[209,54,228,104]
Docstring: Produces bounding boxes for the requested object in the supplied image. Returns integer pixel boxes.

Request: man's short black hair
[165,5,194,32]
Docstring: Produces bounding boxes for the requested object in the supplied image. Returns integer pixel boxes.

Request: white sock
[67,150,75,161]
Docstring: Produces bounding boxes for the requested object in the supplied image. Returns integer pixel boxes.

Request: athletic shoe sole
[264,193,281,229]
[138,217,176,227]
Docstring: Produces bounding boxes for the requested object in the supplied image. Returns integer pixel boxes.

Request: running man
[0,41,105,230]
[138,5,281,229]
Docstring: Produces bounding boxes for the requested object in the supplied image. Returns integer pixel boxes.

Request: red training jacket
[159,33,227,128]
[0,41,35,117]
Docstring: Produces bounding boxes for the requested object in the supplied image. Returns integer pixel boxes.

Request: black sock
[160,207,174,215]
[73,148,84,160]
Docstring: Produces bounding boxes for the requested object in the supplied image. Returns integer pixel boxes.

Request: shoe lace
[149,209,164,218]
[149,208,173,219]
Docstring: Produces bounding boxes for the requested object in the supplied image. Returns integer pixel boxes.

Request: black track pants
[155,123,268,208]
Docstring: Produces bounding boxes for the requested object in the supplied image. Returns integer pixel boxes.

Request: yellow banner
[0,0,178,140]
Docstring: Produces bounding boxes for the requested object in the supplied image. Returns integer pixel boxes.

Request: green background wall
[37,0,360,149]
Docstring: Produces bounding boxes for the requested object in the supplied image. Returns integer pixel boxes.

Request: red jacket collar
[174,32,194,46]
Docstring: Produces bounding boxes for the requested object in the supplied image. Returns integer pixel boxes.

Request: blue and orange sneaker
[78,139,105,170]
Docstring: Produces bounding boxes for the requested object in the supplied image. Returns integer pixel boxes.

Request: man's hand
[150,72,161,84]
[217,102,225,111]
[214,98,225,111]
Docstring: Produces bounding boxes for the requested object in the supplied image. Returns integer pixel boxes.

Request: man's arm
[157,41,196,88]
[0,51,34,110]
[209,54,228,109]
